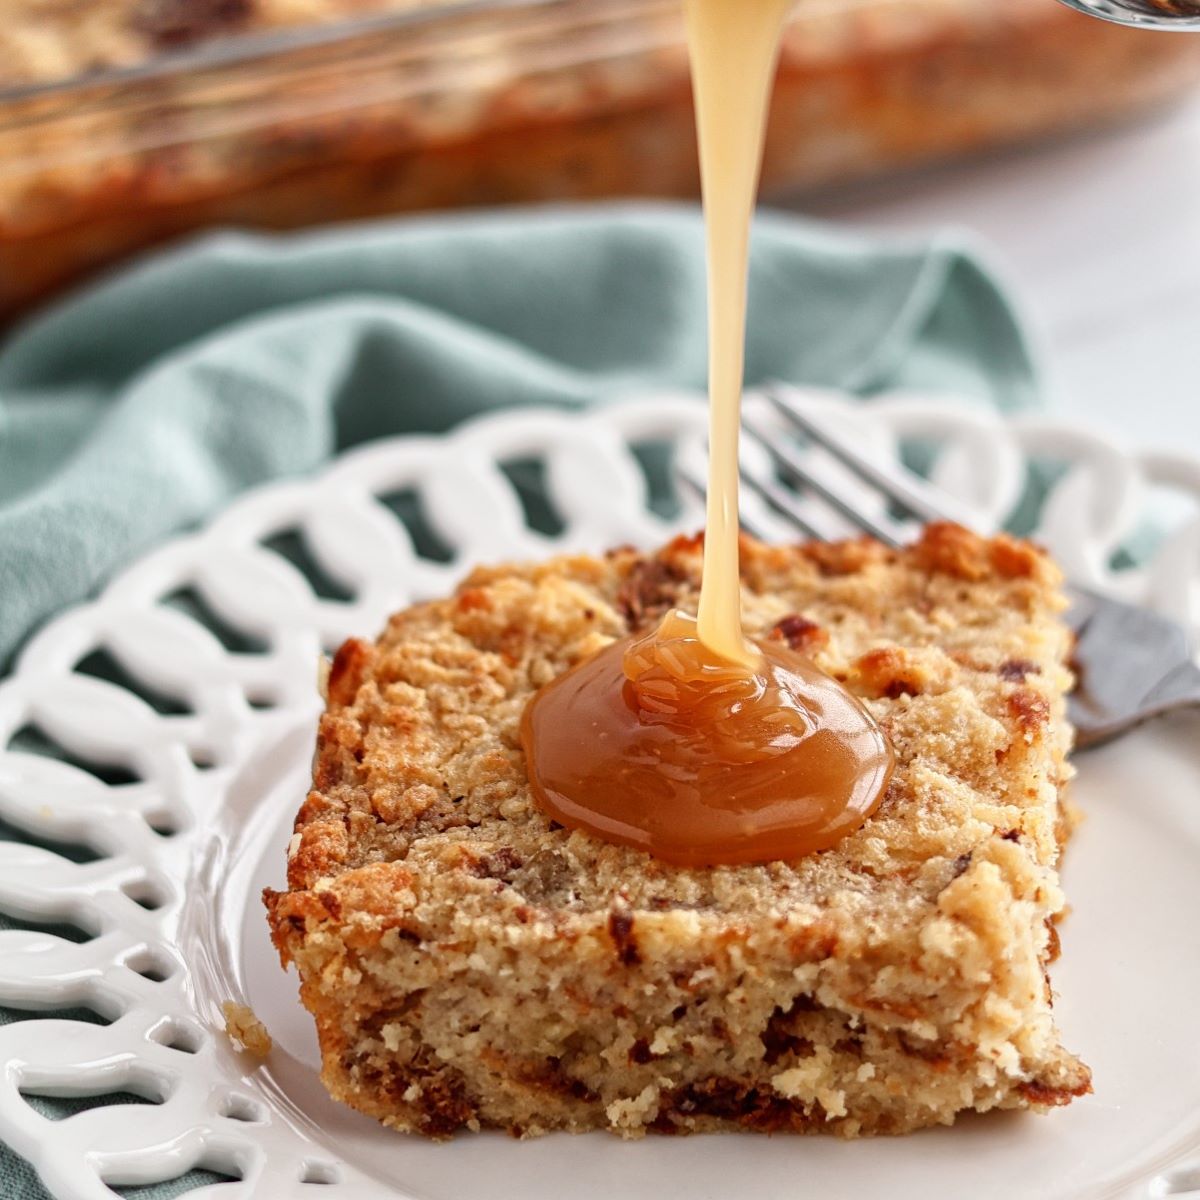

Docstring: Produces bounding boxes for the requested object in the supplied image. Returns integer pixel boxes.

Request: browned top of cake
[276,524,1073,937]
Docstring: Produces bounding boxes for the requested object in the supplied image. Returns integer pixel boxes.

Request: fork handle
[1079,658,1200,748]
[1144,659,1200,710]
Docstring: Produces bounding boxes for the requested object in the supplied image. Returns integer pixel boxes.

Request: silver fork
[677,384,1200,748]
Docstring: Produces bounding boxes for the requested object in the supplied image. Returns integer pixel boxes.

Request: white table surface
[785,94,1200,454]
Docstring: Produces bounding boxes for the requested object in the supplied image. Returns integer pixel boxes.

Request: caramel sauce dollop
[520,610,894,867]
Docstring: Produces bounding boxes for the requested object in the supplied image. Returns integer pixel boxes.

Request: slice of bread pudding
[265,524,1089,1138]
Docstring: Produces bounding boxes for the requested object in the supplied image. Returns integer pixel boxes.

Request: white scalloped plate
[1,391,1199,1200]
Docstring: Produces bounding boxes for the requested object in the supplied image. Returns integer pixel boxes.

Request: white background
[788,93,1200,452]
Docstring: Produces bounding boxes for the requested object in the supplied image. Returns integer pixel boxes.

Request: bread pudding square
[264,523,1089,1138]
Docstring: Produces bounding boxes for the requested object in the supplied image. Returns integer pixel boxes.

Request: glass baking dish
[0,0,1197,320]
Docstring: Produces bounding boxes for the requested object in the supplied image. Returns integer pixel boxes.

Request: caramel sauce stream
[520,0,895,866]
[688,0,792,666]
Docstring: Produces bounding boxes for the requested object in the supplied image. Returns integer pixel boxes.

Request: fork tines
[677,384,983,546]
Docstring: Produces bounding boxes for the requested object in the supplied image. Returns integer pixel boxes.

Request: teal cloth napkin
[0,202,1038,1199]
[0,203,1037,671]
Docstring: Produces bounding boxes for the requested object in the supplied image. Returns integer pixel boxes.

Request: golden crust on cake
[264,523,1089,1139]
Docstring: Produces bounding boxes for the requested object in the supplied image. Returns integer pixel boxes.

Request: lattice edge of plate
[0,390,1197,1200]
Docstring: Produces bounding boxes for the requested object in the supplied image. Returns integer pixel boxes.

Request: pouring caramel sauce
[521,0,895,866]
